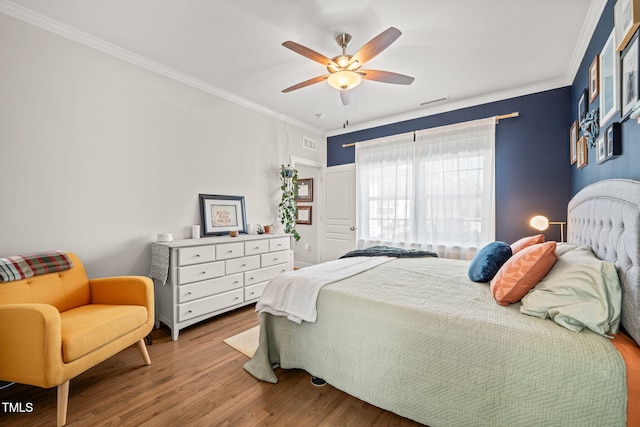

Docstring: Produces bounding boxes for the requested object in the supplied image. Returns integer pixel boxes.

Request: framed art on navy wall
[615,0,640,52]
[577,136,588,169]
[621,30,640,117]
[589,55,599,102]
[569,121,578,165]
[600,29,620,125]
[578,88,588,122]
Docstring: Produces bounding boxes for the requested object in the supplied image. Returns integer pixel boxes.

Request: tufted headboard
[567,179,640,345]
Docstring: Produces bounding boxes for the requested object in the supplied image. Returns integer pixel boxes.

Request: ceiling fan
[281,27,414,104]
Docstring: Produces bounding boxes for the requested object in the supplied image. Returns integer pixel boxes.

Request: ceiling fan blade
[350,27,402,66]
[359,69,415,85]
[282,75,330,93]
[282,41,338,68]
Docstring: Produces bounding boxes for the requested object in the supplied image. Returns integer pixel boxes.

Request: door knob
[350,226,356,231]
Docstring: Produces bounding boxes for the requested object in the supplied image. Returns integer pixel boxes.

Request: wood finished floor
[0,305,423,426]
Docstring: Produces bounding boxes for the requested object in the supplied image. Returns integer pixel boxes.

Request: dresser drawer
[245,264,289,286]
[178,246,215,266]
[269,237,290,252]
[261,250,289,267]
[245,240,269,255]
[178,273,243,303]
[244,281,268,301]
[177,261,225,285]
[226,255,260,274]
[178,288,243,321]
[216,242,244,260]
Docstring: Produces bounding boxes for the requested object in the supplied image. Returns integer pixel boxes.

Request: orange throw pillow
[510,234,545,254]
[490,241,557,306]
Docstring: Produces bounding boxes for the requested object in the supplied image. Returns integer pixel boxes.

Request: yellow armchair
[0,253,154,426]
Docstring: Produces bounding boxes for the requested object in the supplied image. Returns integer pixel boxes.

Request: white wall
[0,13,325,277]
[292,164,321,268]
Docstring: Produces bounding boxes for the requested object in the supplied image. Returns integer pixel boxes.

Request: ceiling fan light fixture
[336,55,350,68]
[347,60,360,71]
[328,70,362,90]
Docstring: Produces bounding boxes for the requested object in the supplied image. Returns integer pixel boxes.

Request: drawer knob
[200,271,206,275]
[249,292,255,296]
[234,297,239,300]
[233,280,239,284]
[273,258,278,261]
[186,310,192,314]
[241,263,246,267]
[249,277,254,280]
[186,292,192,296]
[226,250,233,254]
[254,246,260,249]
[195,254,200,257]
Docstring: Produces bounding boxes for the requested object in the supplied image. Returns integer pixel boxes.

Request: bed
[244,179,640,427]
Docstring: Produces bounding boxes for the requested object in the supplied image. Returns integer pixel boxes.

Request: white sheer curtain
[356,117,496,260]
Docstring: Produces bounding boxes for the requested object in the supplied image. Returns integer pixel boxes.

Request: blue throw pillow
[468,241,512,282]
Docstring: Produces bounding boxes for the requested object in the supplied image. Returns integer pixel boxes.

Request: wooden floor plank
[0,305,423,426]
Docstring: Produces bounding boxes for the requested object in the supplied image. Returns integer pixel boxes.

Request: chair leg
[136,338,151,365]
[57,380,69,427]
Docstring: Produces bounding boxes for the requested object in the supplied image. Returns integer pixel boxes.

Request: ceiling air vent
[303,137,317,152]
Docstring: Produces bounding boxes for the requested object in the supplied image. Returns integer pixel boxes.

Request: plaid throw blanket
[0,251,73,282]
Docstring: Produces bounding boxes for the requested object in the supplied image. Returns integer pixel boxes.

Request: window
[356,117,496,260]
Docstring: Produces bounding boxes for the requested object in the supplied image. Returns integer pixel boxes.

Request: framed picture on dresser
[199,194,247,236]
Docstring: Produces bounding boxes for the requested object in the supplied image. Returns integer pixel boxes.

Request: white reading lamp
[529,215,566,242]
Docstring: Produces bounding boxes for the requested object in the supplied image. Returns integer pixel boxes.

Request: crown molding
[0,0,323,136]
[1,0,607,139]
[324,78,569,136]
[564,0,608,84]
[325,0,608,137]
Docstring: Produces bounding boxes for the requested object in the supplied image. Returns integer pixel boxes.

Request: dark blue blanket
[340,245,438,259]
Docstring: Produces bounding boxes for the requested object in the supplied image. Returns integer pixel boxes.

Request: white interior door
[322,164,356,262]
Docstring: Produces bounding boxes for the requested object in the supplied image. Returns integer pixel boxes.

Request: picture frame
[296,206,312,225]
[578,88,588,122]
[570,120,578,164]
[621,31,640,117]
[600,29,620,125]
[198,194,247,236]
[577,136,588,169]
[596,135,607,164]
[615,0,640,52]
[589,55,600,103]
[606,122,622,159]
[295,178,313,202]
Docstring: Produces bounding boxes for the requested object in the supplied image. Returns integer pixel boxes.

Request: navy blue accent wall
[327,88,572,244]
[571,0,640,194]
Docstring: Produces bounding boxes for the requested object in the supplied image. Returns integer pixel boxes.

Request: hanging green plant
[278,164,301,241]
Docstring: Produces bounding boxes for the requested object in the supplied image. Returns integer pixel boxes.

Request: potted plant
[278,164,301,241]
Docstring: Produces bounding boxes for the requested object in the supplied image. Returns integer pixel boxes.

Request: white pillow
[554,242,580,257]
[520,246,621,337]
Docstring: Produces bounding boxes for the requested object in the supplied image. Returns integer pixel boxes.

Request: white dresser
[151,234,292,340]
